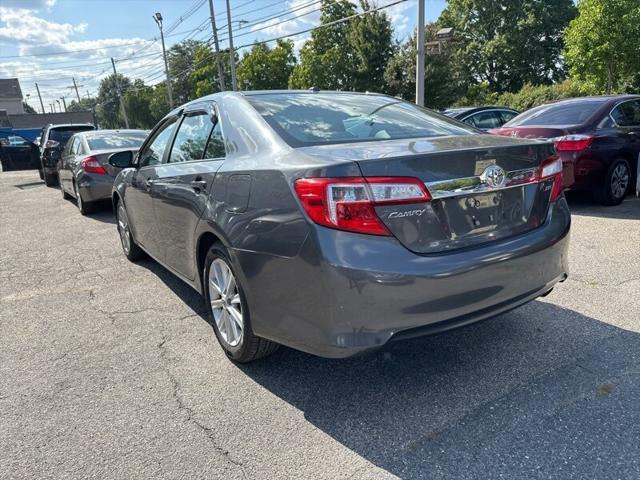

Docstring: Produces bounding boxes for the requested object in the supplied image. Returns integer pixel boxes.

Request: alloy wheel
[208,258,243,347]
[117,203,131,254]
[611,163,629,199]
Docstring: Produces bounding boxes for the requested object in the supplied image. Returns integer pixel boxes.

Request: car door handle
[190,179,207,191]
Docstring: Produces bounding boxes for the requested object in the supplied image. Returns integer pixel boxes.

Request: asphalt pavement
[1,170,639,479]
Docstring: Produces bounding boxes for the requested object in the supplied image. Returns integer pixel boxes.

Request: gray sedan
[110,91,570,362]
[58,130,148,214]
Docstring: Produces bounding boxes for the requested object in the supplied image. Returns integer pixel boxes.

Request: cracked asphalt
[1,170,639,480]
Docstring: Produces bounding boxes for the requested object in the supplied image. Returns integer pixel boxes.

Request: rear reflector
[82,156,107,175]
[539,156,563,202]
[553,134,593,152]
[294,177,431,236]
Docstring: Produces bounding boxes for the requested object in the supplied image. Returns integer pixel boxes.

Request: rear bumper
[76,173,115,202]
[236,199,571,359]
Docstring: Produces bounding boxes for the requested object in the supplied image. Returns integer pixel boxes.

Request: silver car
[58,129,148,214]
[109,91,571,362]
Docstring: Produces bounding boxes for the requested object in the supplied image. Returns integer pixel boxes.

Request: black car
[39,123,95,186]
[0,134,40,171]
[444,106,519,131]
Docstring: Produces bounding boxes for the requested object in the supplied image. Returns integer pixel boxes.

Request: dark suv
[39,124,95,186]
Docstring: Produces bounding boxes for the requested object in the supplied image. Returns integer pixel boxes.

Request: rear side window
[139,118,177,167]
[506,101,607,126]
[87,133,147,150]
[168,113,213,163]
[611,100,640,127]
[48,126,94,144]
[204,121,225,158]
[499,110,518,123]
[465,111,503,129]
[247,93,474,147]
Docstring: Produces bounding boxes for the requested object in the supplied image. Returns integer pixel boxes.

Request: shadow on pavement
[567,192,639,220]
[235,301,640,479]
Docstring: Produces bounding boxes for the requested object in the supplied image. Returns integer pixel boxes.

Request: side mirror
[108,150,134,168]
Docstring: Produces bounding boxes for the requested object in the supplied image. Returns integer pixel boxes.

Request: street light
[153,12,174,108]
[56,99,61,112]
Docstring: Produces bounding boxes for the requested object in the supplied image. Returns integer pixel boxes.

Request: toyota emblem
[482,165,506,188]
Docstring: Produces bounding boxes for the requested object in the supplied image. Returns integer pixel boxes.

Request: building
[0,78,25,115]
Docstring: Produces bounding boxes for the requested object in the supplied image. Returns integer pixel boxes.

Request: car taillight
[82,156,107,174]
[294,177,431,236]
[539,156,563,202]
[553,134,593,151]
[45,139,59,149]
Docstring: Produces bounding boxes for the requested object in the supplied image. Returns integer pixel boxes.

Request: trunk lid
[299,135,558,254]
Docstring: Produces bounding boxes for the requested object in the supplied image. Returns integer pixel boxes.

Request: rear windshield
[49,126,94,144]
[506,100,607,126]
[246,93,474,147]
[86,132,147,150]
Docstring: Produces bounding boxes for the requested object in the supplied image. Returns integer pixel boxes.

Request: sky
[0,0,447,111]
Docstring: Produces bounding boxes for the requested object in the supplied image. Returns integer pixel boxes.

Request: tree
[168,39,205,104]
[289,0,357,89]
[190,45,232,97]
[438,0,576,93]
[67,97,98,113]
[237,40,296,90]
[96,73,132,128]
[123,80,157,129]
[348,0,394,93]
[22,102,37,114]
[384,26,465,109]
[564,0,640,93]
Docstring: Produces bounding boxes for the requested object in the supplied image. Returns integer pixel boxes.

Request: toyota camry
[109,91,570,362]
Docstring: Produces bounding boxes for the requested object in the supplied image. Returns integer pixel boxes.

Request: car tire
[44,172,57,187]
[598,158,630,206]
[115,199,145,261]
[203,243,279,363]
[74,182,94,215]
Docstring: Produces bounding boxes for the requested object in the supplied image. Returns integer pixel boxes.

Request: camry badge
[482,165,506,188]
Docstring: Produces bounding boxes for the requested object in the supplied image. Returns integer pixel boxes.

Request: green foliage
[384,25,466,109]
[67,97,98,113]
[167,39,205,104]
[190,45,231,97]
[438,0,576,92]
[123,80,157,129]
[289,0,357,89]
[237,40,296,90]
[96,73,132,128]
[564,0,640,94]
[347,0,394,93]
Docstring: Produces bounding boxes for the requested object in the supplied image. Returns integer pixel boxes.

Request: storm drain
[15,182,45,190]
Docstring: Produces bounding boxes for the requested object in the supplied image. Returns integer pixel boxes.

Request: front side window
[611,100,640,127]
[139,118,177,167]
[246,93,474,147]
[169,113,213,163]
[500,110,518,123]
[466,111,503,129]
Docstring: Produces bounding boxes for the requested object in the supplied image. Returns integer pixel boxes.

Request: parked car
[110,91,570,362]
[443,106,519,131]
[58,129,149,214]
[39,123,95,186]
[489,95,640,205]
[0,134,40,171]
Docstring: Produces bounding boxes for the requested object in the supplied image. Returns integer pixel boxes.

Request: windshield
[87,132,147,150]
[49,126,94,144]
[246,93,475,147]
[506,100,607,126]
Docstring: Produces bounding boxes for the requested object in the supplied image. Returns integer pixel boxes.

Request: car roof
[545,94,639,106]
[77,129,147,136]
[45,123,95,128]
[446,106,518,117]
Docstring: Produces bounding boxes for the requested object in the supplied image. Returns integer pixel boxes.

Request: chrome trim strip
[426,167,539,199]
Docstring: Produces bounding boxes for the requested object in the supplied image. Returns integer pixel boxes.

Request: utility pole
[56,99,62,112]
[153,12,174,108]
[225,0,238,91]
[415,0,425,106]
[50,103,55,113]
[60,97,67,112]
[35,83,45,114]
[111,57,130,128]
[208,0,226,91]
[72,78,81,102]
